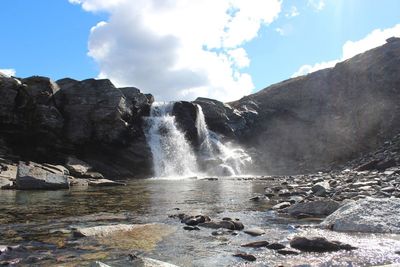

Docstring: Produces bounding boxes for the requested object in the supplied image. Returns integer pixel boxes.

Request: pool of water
[0,178,400,266]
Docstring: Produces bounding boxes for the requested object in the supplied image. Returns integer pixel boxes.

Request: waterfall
[144,102,251,178]
[195,105,252,176]
[144,102,198,177]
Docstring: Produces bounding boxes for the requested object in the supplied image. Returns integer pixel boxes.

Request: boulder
[65,156,92,176]
[0,177,13,189]
[311,181,330,196]
[321,198,400,233]
[287,200,340,217]
[290,237,357,252]
[16,161,69,190]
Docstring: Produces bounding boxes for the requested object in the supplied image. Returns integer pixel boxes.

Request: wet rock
[183,226,200,231]
[16,161,69,190]
[73,224,137,238]
[241,241,269,248]
[211,229,237,236]
[88,179,126,187]
[266,243,286,250]
[321,198,400,233]
[272,202,291,210]
[277,249,299,255]
[233,253,256,262]
[290,237,357,252]
[244,228,265,236]
[287,200,340,218]
[198,220,239,230]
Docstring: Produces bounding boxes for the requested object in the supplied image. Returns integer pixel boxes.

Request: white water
[144,102,252,178]
[195,104,252,176]
[144,102,198,178]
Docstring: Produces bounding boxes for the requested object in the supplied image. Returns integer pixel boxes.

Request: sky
[0,0,399,101]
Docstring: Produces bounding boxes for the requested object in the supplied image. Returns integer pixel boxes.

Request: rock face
[226,38,400,174]
[321,198,400,233]
[0,76,153,178]
[16,161,69,190]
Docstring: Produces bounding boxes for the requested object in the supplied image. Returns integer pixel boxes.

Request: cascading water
[195,104,252,176]
[144,101,251,178]
[144,102,198,177]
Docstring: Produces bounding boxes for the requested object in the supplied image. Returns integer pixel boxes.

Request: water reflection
[0,178,399,266]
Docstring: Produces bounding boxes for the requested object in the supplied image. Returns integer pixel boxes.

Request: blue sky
[1,0,399,101]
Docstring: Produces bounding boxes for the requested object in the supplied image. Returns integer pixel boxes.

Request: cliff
[223,37,400,174]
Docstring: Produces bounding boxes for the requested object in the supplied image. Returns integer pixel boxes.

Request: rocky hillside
[219,37,400,174]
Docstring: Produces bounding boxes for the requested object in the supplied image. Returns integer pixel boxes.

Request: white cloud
[292,24,400,77]
[285,6,299,18]
[307,0,325,11]
[0,68,16,77]
[70,0,282,102]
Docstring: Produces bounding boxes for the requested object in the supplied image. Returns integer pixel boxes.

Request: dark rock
[355,160,379,171]
[241,241,269,248]
[290,237,357,252]
[311,181,330,196]
[16,161,69,190]
[233,253,256,262]
[54,78,131,144]
[198,220,236,230]
[183,226,200,231]
[277,249,299,255]
[267,243,286,250]
[172,101,198,147]
[228,39,400,174]
[231,221,244,230]
[193,97,247,138]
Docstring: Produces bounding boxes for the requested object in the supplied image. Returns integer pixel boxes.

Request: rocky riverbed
[1,170,400,266]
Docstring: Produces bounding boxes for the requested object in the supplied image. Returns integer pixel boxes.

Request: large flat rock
[321,198,400,233]
[16,162,69,190]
